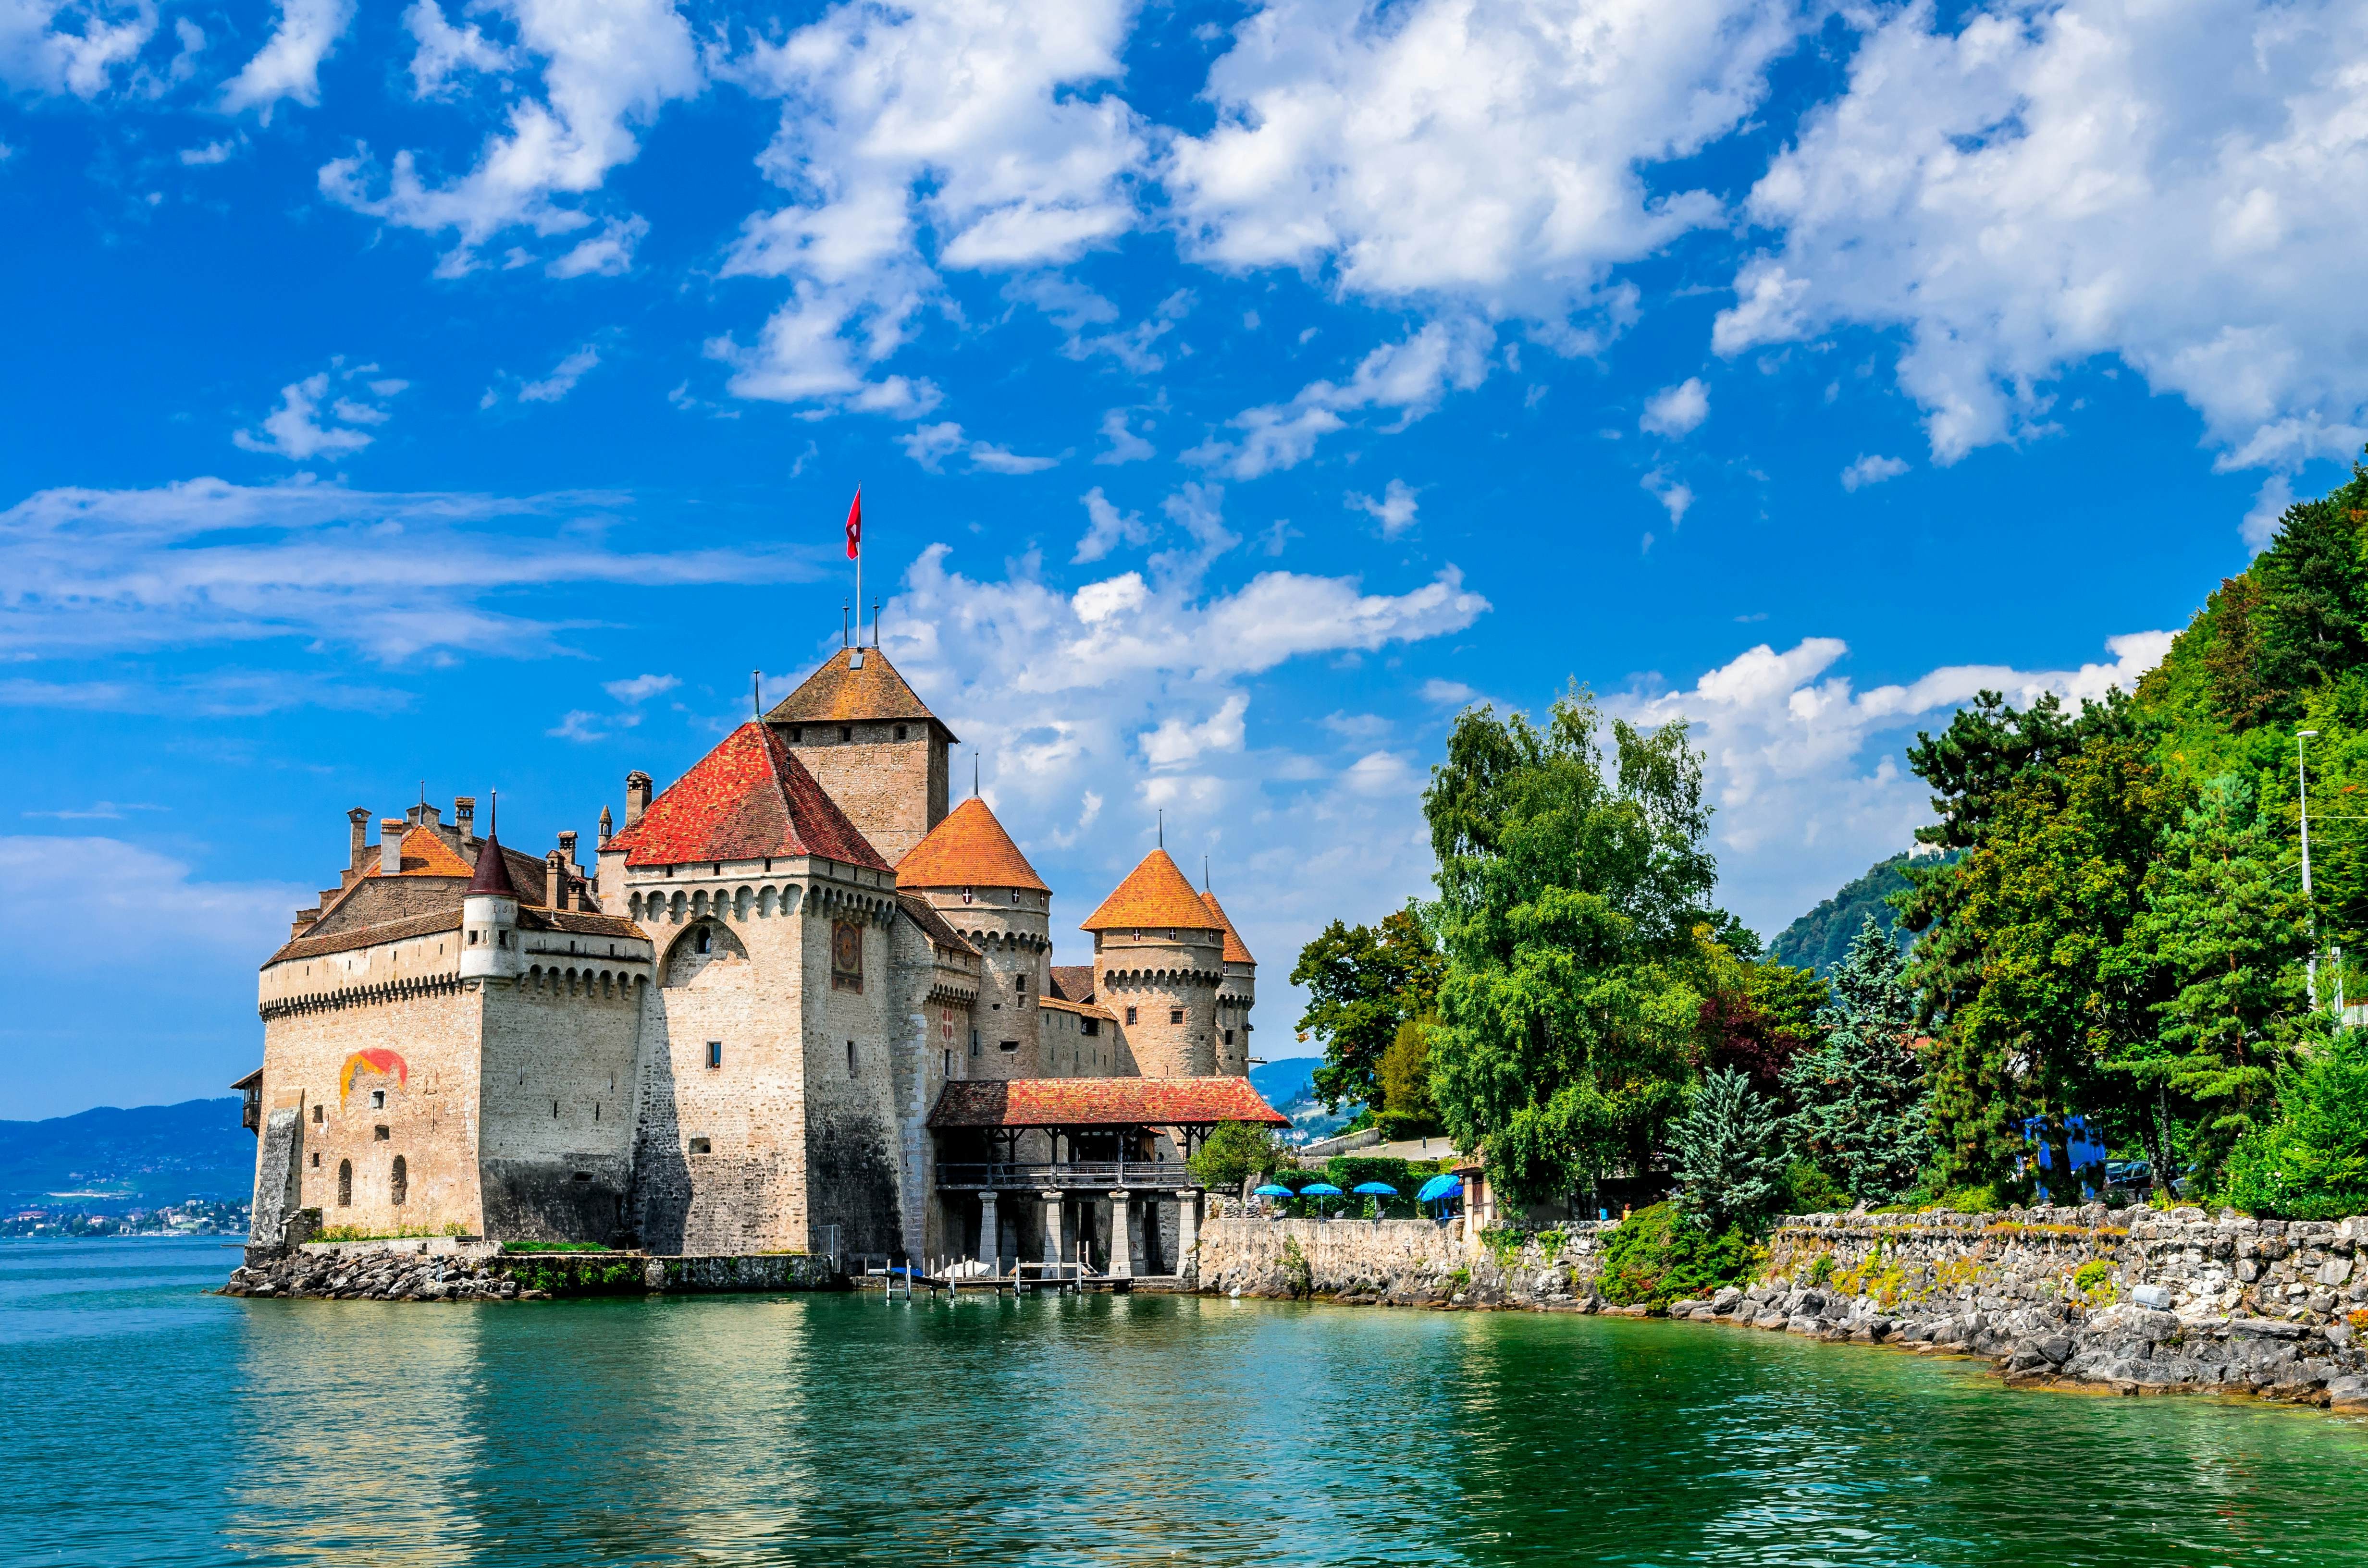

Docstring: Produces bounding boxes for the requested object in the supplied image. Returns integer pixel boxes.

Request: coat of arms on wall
[832,920,863,992]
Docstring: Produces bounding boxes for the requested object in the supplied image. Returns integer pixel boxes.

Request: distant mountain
[1250,1056,1320,1109]
[0,1098,253,1212]
[1766,853,1935,976]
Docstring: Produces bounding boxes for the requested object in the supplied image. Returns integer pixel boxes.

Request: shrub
[1808,1253,1836,1286]
[317,1223,469,1243]
[2224,1028,2368,1219]
[1595,1201,1759,1308]
[1928,1183,2003,1214]
[1190,1121,1289,1195]
[1779,1161,1851,1214]
[1280,1236,1313,1299]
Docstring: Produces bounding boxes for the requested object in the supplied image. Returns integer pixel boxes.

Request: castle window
[970,1029,981,1058]
[839,726,852,742]
[1170,1009,1184,1025]
[999,1040,1017,1054]
[468,931,478,945]
[312,1104,323,1125]
[943,1049,952,1078]
[497,931,508,947]
[310,1152,320,1168]
[689,1137,711,1155]
[791,727,804,743]
[390,1156,407,1206]
[894,725,907,741]
[1082,1018,1099,1037]
[1124,1007,1137,1025]
[706,1041,722,1069]
[847,1039,858,1077]
[1225,1029,1235,1045]
[336,1160,352,1206]
[572,1172,592,1182]
[374,1125,390,1141]
[370,1089,385,1110]
[696,926,712,955]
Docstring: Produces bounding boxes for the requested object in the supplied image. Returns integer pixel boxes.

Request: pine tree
[2109,773,2311,1188]
[1782,916,1933,1205]
[1672,1068,1787,1228]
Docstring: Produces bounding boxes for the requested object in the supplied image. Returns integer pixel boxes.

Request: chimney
[546,850,569,910]
[290,907,321,939]
[598,804,614,844]
[625,770,653,828]
[380,819,405,876]
[558,829,579,874]
[454,796,476,843]
[347,808,371,870]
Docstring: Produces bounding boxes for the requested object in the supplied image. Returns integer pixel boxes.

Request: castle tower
[1081,849,1225,1078]
[458,833,522,980]
[897,796,1050,1078]
[1201,888,1256,1077]
[765,646,955,866]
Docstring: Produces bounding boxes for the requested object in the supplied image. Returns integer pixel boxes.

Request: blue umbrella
[1416,1174,1463,1203]
[1352,1182,1398,1196]
[1251,1184,1295,1197]
[1299,1182,1344,1196]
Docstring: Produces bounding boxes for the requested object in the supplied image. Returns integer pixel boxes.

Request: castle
[241,644,1284,1272]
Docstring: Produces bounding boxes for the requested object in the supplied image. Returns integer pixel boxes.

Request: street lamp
[2301,731,2320,1010]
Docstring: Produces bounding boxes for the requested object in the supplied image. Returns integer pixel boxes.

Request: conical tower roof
[1080,848,1223,932]
[605,722,892,870]
[468,833,519,896]
[1201,889,1255,965]
[765,645,955,739]
[897,796,1049,892]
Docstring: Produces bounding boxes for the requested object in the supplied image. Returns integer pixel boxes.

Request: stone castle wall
[800,893,906,1258]
[1095,932,1222,1078]
[478,969,645,1243]
[781,722,945,866]
[1194,1207,2368,1412]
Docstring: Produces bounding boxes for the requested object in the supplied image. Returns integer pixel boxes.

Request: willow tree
[1424,688,1722,1203]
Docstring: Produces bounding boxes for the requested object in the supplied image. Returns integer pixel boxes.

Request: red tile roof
[605,722,892,871]
[927,1076,1288,1128]
[364,826,475,879]
[765,646,951,734]
[1201,889,1255,965]
[1048,964,1096,1003]
[1079,849,1223,933]
[896,796,1049,892]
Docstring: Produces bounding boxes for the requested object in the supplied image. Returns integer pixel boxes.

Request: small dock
[861,1262,1186,1298]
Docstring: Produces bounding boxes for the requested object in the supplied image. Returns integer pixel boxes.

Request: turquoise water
[10,1240,2368,1566]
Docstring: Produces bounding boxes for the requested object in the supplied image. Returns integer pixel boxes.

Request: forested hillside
[1767,854,1918,974]
[1899,458,2368,1214]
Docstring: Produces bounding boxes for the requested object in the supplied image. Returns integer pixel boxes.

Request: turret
[897,797,1049,1077]
[459,834,522,980]
[1202,888,1257,1076]
[1082,849,1225,1078]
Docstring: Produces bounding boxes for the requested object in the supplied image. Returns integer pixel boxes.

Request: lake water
[9,1238,2368,1567]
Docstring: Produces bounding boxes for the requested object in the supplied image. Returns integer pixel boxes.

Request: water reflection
[10,1244,2368,1568]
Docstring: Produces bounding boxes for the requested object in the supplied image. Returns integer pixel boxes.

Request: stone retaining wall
[222,1240,840,1300]
[1195,1207,2368,1411]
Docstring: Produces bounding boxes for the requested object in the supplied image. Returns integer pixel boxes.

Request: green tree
[2254,482,2368,703]
[1291,905,1444,1112]
[1375,1014,1439,1135]
[2224,1022,2368,1218]
[1671,1068,1787,1228]
[1187,1121,1288,1198]
[1424,689,1723,1203]
[2108,773,2311,1188]
[1782,915,1932,1205]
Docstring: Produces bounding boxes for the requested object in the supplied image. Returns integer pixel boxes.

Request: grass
[315,1223,471,1243]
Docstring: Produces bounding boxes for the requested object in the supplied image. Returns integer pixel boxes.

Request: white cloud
[2241,473,2294,552]
[1640,376,1709,437]
[1094,407,1155,465]
[1619,629,2175,936]
[1715,0,2368,471]
[1142,693,1250,767]
[233,362,402,461]
[404,0,514,96]
[1339,750,1418,797]
[1346,478,1419,538]
[900,422,1057,475]
[1641,468,1692,524]
[1170,0,1805,324]
[603,672,678,703]
[519,343,601,403]
[713,0,1146,414]
[221,0,353,119]
[0,477,822,662]
[1419,677,1475,706]
[1198,317,1491,478]
[1075,487,1150,564]
[320,0,700,277]
[0,0,157,99]
[1840,453,1909,491]
[180,138,238,166]
[1321,710,1390,741]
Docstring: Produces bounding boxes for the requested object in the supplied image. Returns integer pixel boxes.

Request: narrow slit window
[706,1041,722,1069]
[847,1039,858,1077]
[390,1156,407,1206]
[336,1160,352,1207]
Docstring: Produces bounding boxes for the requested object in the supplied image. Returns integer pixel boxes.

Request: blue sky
[5,0,2361,1117]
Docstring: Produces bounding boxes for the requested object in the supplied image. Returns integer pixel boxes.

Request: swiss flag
[844,488,862,560]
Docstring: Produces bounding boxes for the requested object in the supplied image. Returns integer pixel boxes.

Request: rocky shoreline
[221,1237,838,1299]
[1194,1207,2368,1414]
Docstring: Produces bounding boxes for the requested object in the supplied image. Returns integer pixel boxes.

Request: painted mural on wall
[340,1048,408,1102]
